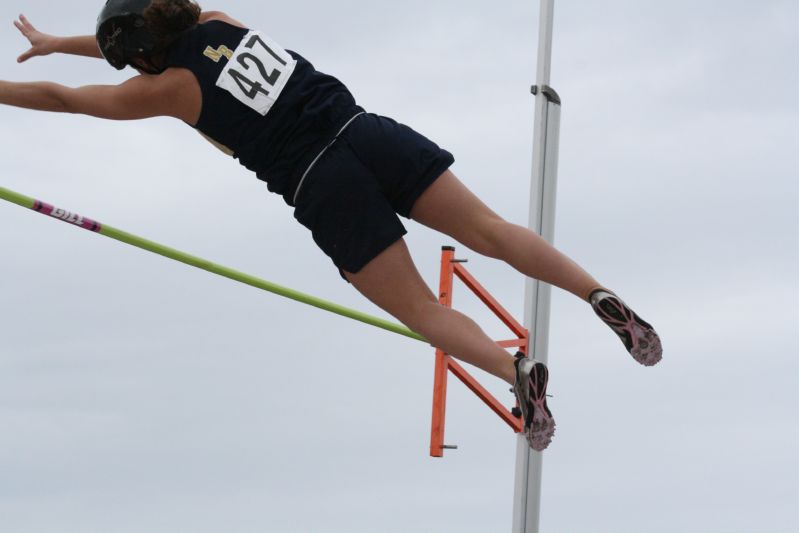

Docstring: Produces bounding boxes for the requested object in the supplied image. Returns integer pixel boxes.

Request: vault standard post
[512,1,562,531]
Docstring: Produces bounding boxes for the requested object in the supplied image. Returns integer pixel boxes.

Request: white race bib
[215,30,297,116]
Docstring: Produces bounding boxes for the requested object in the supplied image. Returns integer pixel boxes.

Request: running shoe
[589,289,663,366]
[513,353,555,451]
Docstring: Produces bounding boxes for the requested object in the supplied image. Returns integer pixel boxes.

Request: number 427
[228,34,289,100]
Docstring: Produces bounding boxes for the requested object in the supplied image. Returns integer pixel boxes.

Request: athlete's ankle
[502,356,519,386]
[585,286,612,303]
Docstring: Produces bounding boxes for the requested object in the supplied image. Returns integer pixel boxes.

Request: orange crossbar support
[429,246,527,457]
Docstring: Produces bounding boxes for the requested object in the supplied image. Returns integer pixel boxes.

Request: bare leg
[410,170,602,301]
[409,170,662,367]
[344,239,518,385]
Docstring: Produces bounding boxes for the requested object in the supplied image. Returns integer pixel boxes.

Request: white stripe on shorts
[292,111,366,205]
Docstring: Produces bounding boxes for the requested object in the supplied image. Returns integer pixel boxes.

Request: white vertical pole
[512,1,561,532]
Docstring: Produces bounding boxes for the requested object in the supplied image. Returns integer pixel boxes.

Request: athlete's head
[96,0,201,74]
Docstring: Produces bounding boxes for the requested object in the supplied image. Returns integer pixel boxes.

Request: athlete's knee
[402,298,443,333]
[367,285,436,328]
[464,216,509,259]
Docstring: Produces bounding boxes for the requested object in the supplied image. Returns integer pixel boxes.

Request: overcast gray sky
[1,1,797,532]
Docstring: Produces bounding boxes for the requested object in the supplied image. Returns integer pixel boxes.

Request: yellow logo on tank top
[203,45,234,62]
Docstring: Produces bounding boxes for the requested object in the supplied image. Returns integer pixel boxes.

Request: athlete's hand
[14,14,57,63]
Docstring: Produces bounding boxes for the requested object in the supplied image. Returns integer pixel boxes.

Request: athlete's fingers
[17,47,34,63]
[13,19,27,36]
[14,14,45,62]
[19,14,36,31]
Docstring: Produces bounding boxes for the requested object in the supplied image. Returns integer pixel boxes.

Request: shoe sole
[596,296,663,367]
[515,361,556,451]
[628,322,663,367]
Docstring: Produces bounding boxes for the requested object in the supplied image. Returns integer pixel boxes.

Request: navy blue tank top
[165,20,363,204]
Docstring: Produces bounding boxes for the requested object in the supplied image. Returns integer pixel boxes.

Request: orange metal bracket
[430,246,527,457]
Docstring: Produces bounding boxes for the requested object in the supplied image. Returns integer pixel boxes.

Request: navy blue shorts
[292,113,455,274]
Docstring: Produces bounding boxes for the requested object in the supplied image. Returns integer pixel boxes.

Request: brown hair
[144,0,202,48]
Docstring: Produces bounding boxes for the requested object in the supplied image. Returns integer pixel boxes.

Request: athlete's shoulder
[198,10,247,29]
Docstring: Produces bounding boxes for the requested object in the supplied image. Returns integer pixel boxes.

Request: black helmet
[96,0,158,71]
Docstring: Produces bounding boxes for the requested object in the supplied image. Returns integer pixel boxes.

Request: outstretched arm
[0,69,198,122]
[14,14,101,62]
[14,11,245,64]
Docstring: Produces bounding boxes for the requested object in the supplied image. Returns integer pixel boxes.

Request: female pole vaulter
[3,1,663,451]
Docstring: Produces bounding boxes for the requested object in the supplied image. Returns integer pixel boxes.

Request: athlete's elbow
[23,82,71,113]
[58,86,122,119]
[51,85,82,114]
